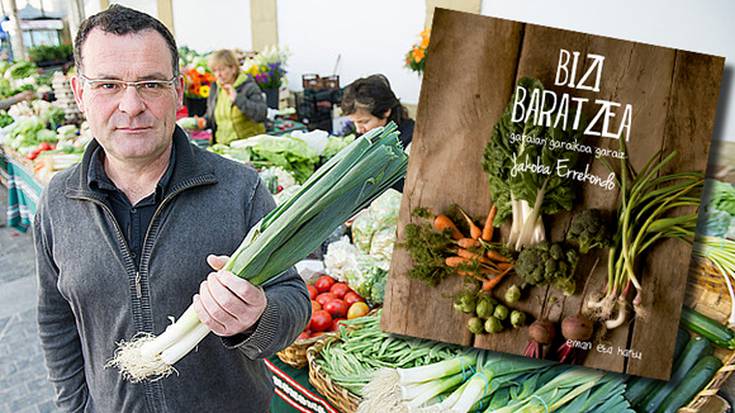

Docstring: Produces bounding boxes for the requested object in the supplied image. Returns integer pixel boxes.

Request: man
[34,5,310,412]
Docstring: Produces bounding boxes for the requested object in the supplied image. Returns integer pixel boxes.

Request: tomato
[323,300,348,318]
[347,302,370,319]
[307,285,318,300]
[330,318,346,332]
[344,292,365,307]
[27,149,41,160]
[315,293,337,306]
[310,310,333,332]
[311,300,322,312]
[329,283,351,299]
[39,142,52,151]
[314,275,336,293]
[297,331,311,340]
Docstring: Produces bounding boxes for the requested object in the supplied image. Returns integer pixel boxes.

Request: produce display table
[0,149,43,233]
[269,117,307,135]
[266,356,340,413]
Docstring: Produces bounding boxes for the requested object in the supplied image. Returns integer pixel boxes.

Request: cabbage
[323,134,356,160]
[351,189,402,267]
[230,134,319,183]
[324,236,383,299]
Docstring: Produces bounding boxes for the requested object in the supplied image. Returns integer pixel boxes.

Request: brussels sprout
[504,285,521,304]
[485,316,504,333]
[493,304,509,321]
[510,310,527,328]
[468,317,485,335]
[476,299,495,319]
[459,292,477,314]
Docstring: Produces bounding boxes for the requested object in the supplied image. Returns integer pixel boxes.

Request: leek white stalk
[106,123,408,382]
[358,356,475,413]
[403,373,466,410]
[397,355,475,385]
[448,369,493,413]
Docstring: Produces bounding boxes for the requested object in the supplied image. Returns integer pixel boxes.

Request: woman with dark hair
[340,74,414,149]
[341,74,414,191]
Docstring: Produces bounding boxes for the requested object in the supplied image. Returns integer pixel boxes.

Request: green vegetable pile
[313,310,462,396]
[322,134,356,160]
[228,134,320,183]
[515,241,579,296]
[6,61,37,79]
[27,44,73,64]
[699,179,735,239]
[0,110,13,128]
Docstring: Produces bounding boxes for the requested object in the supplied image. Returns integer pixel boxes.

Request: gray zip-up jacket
[34,126,310,412]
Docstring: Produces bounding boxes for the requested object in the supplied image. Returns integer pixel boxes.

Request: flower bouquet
[405,29,430,74]
[247,46,289,91]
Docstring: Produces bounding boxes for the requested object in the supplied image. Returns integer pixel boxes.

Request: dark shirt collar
[88,144,176,202]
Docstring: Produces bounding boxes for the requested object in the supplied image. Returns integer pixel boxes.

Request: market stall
[2,43,735,413]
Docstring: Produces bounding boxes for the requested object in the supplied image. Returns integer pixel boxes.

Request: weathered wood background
[381,8,724,380]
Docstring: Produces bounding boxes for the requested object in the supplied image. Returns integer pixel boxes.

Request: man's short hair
[74,4,179,76]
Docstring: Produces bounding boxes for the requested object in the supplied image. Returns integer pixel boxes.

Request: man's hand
[193,255,267,337]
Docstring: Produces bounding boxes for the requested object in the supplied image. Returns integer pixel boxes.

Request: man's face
[71,29,184,164]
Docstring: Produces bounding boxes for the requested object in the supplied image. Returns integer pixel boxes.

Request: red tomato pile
[27,142,55,161]
[300,274,371,340]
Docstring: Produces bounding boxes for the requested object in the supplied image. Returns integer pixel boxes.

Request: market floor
[0,188,60,413]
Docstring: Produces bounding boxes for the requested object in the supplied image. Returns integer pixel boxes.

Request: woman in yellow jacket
[204,49,267,144]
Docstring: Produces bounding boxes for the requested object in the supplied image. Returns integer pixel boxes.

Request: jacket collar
[65,126,217,200]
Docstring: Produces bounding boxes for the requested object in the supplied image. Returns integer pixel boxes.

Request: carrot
[457,270,488,282]
[457,248,491,264]
[496,262,513,271]
[486,250,512,263]
[458,208,482,240]
[481,266,513,291]
[433,214,464,240]
[446,256,471,268]
[457,238,480,249]
[481,205,497,241]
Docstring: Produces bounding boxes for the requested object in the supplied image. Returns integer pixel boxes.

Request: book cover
[381,8,725,380]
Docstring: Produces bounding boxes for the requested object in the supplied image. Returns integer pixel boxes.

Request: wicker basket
[276,332,337,369]
[679,259,735,412]
[306,335,361,413]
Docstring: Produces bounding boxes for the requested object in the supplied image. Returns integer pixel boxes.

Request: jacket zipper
[72,176,214,413]
[135,271,142,298]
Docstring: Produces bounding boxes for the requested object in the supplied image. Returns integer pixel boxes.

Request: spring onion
[584,142,703,329]
[106,123,408,382]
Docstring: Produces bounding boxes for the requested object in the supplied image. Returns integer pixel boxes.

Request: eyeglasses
[79,74,178,100]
